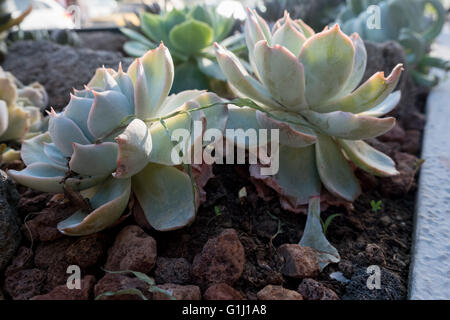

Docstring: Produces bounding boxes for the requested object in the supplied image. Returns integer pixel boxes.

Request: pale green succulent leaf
[120,27,155,47]
[359,91,401,117]
[58,177,131,236]
[0,100,8,137]
[196,57,226,81]
[320,64,404,114]
[87,90,133,140]
[0,106,30,142]
[20,132,52,166]
[225,106,261,149]
[339,33,367,97]
[169,20,214,56]
[302,110,396,140]
[128,44,174,118]
[69,142,118,177]
[271,15,307,56]
[254,40,307,110]
[132,163,196,231]
[114,119,152,179]
[157,90,206,116]
[256,111,316,148]
[43,143,67,167]
[0,77,17,107]
[299,25,355,108]
[64,95,95,141]
[338,139,399,177]
[140,11,168,43]
[299,196,340,270]
[214,43,280,109]
[315,133,361,201]
[123,40,152,58]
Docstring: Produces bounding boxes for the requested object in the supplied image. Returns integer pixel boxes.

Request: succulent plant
[8,44,228,236]
[215,9,403,266]
[0,67,47,163]
[0,1,32,61]
[338,0,449,86]
[121,4,245,93]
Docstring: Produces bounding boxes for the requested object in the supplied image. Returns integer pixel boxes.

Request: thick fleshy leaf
[7,162,107,193]
[49,112,90,156]
[0,100,8,137]
[58,177,131,236]
[294,19,315,38]
[299,196,340,270]
[196,57,227,81]
[190,92,228,134]
[254,40,307,110]
[0,106,30,141]
[44,143,67,167]
[1,148,21,163]
[256,111,316,148]
[299,25,355,108]
[132,163,196,231]
[64,94,95,141]
[339,33,367,97]
[338,139,399,177]
[320,64,404,114]
[225,106,261,149]
[0,77,17,107]
[120,27,156,47]
[253,145,321,205]
[87,90,133,140]
[127,44,174,118]
[69,142,118,177]
[21,132,52,166]
[169,20,214,55]
[157,90,205,116]
[315,133,361,201]
[148,102,205,165]
[214,43,280,109]
[114,119,152,179]
[87,67,119,91]
[302,110,396,140]
[114,64,136,110]
[359,91,401,117]
[271,14,307,56]
[245,8,270,58]
[17,82,48,109]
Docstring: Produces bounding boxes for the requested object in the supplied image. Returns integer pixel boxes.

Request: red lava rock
[31,275,96,300]
[257,285,303,300]
[34,238,74,290]
[297,279,340,300]
[17,191,52,215]
[366,138,400,158]
[204,283,244,300]
[5,246,34,277]
[153,284,201,300]
[355,169,379,191]
[22,206,75,242]
[65,234,109,269]
[380,152,419,197]
[403,111,426,131]
[402,130,421,155]
[277,244,320,279]
[94,273,152,300]
[191,229,245,287]
[105,225,157,273]
[379,123,405,143]
[154,257,191,285]
[0,289,4,300]
[4,268,46,300]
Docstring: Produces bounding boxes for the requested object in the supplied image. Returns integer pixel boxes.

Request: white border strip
[409,24,450,300]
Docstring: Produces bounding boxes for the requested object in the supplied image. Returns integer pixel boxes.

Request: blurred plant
[0,67,47,164]
[256,0,345,31]
[121,4,245,93]
[8,44,228,236]
[0,1,32,60]
[215,9,403,267]
[338,0,449,86]
[9,29,82,47]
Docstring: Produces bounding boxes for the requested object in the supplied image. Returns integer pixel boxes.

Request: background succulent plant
[0,0,32,61]
[0,67,47,163]
[121,4,246,93]
[215,9,403,267]
[8,44,228,236]
[337,0,449,86]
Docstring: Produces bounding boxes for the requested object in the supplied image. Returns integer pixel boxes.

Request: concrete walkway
[408,23,450,300]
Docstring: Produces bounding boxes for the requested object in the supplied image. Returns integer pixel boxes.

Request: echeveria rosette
[0,67,47,163]
[338,0,448,86]
[121,5,245,92]
[216,9,402,208]
[215,9,403,268]
[8,44,228,236]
